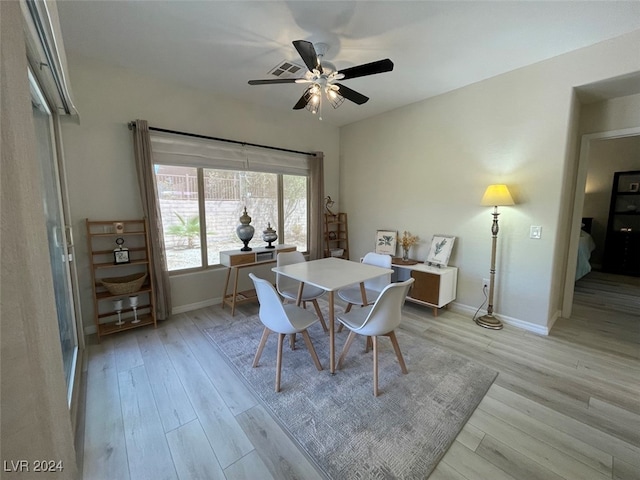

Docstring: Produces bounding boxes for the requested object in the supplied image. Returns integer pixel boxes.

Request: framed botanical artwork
[375,230,397,255]
[426,235,456,267]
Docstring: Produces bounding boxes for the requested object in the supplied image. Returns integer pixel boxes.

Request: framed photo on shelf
[375,230,397,255]
[426,235,456,267]
[113,248,130,264]
[629,182,639,192]
[113,237,130,264]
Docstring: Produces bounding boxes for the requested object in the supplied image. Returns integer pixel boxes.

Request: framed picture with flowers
[375,230,397,255]
[426,235,456,267]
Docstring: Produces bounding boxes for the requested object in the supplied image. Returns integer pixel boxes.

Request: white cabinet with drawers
[393,262,457,316]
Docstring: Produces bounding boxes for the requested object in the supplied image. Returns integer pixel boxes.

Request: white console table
[392,259,457,316]
[221,245,296,315]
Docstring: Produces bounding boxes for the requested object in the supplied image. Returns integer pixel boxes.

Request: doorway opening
[563,127,640,318]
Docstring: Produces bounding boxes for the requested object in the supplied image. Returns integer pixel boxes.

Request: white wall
[581,93,640,134]
[61,55,340,332]
[340,30,640,332]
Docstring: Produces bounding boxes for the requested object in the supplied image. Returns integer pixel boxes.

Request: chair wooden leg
[337,330,357,369]
[388,331,408,374]
[372,336,379,397]
[337,304,352,333]
[300,330,323,371]
[252,327,271,367]
[276,333,285,392]
[289,333,296,350]
[364,336,373,353]
[311,299,328,333]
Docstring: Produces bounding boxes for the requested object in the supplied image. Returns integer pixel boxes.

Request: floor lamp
[476,184,515,330]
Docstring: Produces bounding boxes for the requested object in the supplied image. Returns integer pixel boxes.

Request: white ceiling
[56,1,640,127]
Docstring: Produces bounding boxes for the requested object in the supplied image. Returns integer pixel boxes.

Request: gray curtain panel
[309,151,325,260]
[131,120,172,320]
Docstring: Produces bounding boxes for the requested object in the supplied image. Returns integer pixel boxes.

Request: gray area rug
[205,306,497,479]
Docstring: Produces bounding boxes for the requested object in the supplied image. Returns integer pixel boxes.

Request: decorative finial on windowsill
[325,195,336,216]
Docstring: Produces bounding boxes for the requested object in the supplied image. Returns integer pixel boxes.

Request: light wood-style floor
[77,276,640,480]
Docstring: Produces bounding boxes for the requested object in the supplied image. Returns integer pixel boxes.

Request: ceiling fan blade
[293,40,322,74]
[293,87,312,110]
[248,78,300,85]
[334,83,369,105]
[339,59,394,80]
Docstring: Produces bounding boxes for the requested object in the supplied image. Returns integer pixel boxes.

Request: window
[155,165,202,270]
[30,68,79,402]
[151,133,313,272]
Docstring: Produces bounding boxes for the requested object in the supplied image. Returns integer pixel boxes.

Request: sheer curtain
[131,120,172,320]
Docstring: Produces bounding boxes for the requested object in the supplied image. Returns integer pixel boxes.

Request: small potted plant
[398,231,419,261]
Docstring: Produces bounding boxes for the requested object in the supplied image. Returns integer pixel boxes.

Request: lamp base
[475,314,503,330]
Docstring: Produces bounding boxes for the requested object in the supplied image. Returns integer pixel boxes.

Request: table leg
[231,267,239,316]
[290,282,305,350]
[221,267,231,310]
[329,291,335,374]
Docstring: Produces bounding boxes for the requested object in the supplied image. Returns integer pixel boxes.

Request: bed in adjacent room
[576,220,596,281]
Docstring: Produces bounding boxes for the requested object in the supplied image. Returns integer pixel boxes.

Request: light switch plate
[530,226,542,239]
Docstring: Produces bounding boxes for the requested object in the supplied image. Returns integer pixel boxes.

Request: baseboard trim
[547,309,561,333]
[172,298,221,314]
[449,302,550,336]
[84,298,554,336]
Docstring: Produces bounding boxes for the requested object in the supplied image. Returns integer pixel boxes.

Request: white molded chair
[337,252,392,314]
[336,278,414,397]
[276,251,328,333]
[249,273,323,392]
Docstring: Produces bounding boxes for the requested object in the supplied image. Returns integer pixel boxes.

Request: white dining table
[272,257,394,373]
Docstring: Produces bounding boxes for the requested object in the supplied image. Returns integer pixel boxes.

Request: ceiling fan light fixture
[328,93,344,109]
[249,39,393,118]
[325,85,344,109]
[306,101,318,115]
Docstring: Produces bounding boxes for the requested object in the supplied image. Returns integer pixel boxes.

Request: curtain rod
[128,122,316,157]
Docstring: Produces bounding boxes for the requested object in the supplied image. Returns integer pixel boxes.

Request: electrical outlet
[482,278,490,291]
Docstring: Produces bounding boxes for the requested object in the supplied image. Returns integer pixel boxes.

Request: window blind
[150,131,312,176]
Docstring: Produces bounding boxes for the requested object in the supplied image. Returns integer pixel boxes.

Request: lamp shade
[481,184,515,206]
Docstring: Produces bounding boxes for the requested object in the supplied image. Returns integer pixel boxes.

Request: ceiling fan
[248,40,394,118]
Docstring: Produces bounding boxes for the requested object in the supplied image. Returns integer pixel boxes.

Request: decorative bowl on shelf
[626,204,637,211]
[330,248,344,257]
[101,272,147,295]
